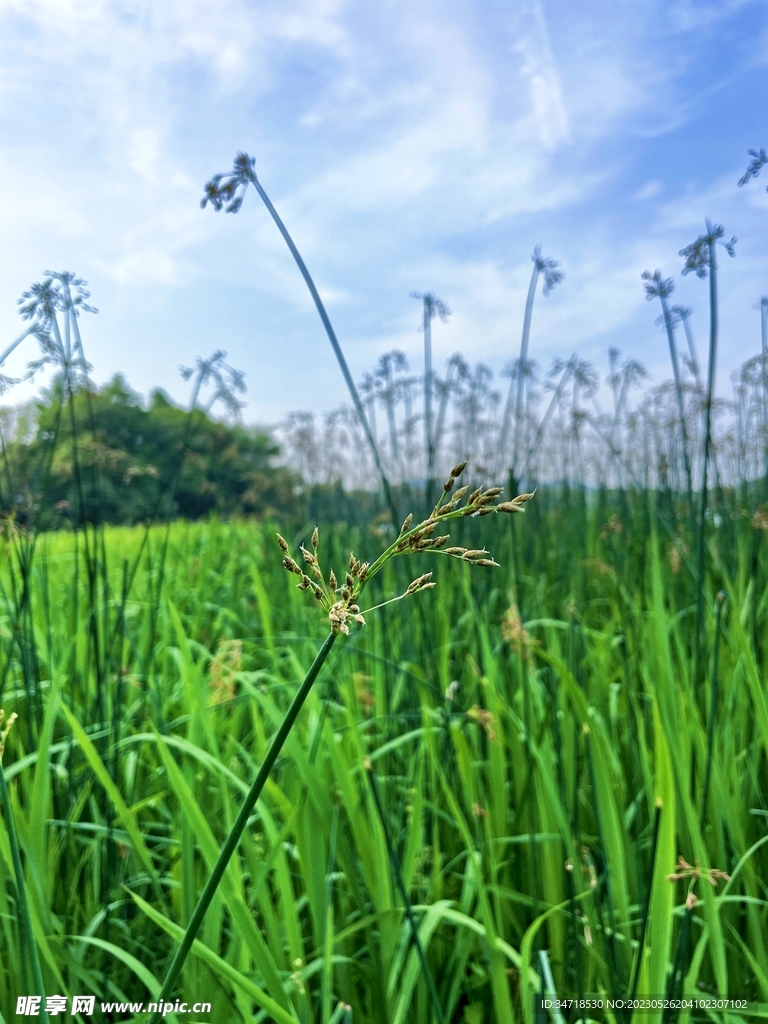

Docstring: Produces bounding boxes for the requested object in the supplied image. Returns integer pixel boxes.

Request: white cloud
[0,0,765,423]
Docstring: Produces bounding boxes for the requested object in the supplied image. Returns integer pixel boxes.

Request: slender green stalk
[498,259,539,477]
[497,246,562,478]
[700,592,726,831]
[148,631,338,1023]
[203,154,399,529]
[693,241,717,691]
[681,222,735,690]
[642,273,694,522]
[0,733,50,1024]
[366,761,446,1024]
[629,800,662,1011]
[663,899,694,1023]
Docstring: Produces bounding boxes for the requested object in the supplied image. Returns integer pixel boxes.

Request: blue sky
[0,0,766,425]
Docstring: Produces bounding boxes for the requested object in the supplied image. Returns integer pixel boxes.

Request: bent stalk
[148,631,338,1023]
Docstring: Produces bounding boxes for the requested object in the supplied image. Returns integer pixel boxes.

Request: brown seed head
[276,533,289,553]
[451,460,468,478]
[445,547,466,556]
[311,526,319,549]
[400,513,413,534]
[443,476,455,493]
[329,570,338,591]
[497,501,524,514]
[406,572,433,595]
[283,556,303,576]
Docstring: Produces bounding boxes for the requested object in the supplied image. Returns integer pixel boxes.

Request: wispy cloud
[0,0,765,422]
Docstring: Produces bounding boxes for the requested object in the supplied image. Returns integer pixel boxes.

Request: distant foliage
[0,373,298,527]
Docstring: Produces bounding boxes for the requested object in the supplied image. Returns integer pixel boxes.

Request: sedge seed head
[406,572,433,595]
[451,460,468,478]
[400,513,413,534]
[276,533,289,552]
[311,526,319,549]
[443,476,455,493]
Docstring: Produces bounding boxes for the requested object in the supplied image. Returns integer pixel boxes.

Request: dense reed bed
[0,482,766,1023]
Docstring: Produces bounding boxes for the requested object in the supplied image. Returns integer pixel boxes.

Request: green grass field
[0,481,767,1024]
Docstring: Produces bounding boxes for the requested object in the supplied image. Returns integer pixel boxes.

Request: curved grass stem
[148,631,338,1023]
[0,758,50,1024]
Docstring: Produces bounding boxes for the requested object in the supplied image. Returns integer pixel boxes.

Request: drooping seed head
[497,501,524,514]
[406,572,433,595]
[283,556,303,576]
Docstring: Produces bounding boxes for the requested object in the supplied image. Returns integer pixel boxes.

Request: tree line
[0,373,298,529]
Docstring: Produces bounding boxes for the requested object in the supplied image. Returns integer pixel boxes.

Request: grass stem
[148,630,338,1023]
